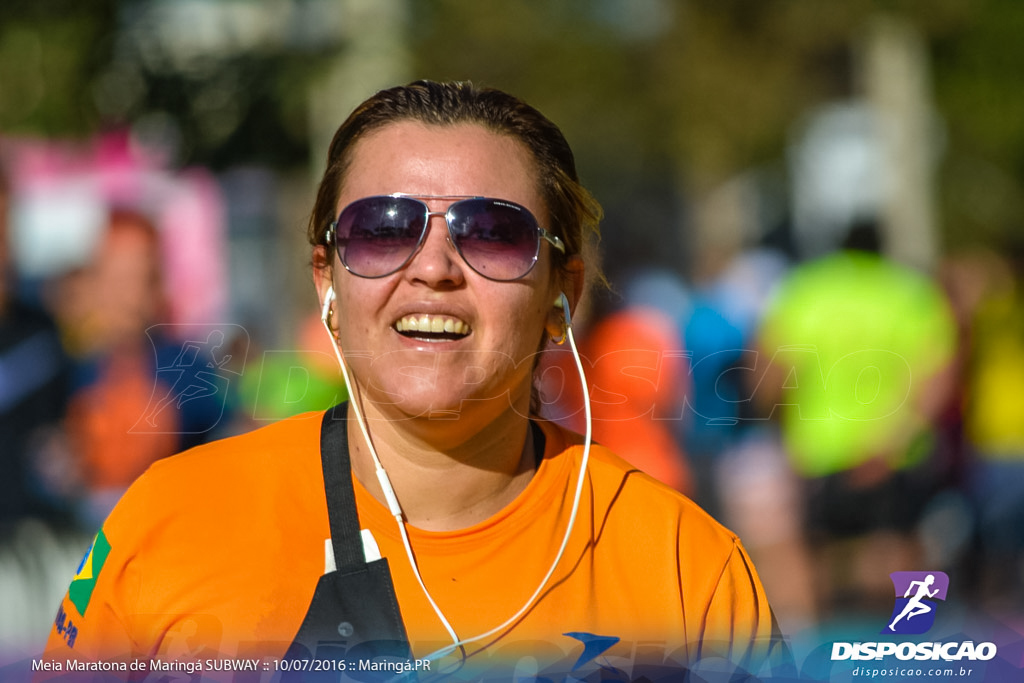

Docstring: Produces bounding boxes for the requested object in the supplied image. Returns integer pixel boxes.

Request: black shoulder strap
[286,402,413,669]
[319,403,365,569]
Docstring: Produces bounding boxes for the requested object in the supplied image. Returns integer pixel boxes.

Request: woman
[43,81,783,680]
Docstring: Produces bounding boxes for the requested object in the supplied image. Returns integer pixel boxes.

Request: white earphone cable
[321,293,463,649]
[320,288,593,666]
[421,319,592,664]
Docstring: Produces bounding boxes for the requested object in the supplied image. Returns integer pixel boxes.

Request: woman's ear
[546,255,585,342]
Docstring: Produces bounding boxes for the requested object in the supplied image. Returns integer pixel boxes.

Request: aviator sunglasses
[327,194,565,281]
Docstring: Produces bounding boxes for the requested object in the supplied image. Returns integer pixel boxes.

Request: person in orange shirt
[58,210,181,527]
[42,81,787,681]
[547,305,693,494]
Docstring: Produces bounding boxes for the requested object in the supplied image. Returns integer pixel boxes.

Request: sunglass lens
[449,199,540,280]
[335,197,425,277]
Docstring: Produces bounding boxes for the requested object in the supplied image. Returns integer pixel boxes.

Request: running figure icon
[143,329,232,428]
[133,325,247,439]
[888,574,939,631]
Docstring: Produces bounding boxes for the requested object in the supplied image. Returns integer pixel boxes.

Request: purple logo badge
[883,571,949,635]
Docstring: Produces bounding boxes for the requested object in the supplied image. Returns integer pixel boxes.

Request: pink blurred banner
[3,130,227,328]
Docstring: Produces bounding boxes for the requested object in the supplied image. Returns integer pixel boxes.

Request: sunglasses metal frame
[326,193,565,281]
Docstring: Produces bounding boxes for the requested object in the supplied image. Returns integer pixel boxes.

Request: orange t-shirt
[41,411,781,679]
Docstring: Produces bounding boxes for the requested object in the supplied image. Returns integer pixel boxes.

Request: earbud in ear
[319,286,347,372]
[321,286,336,325]
[554,292,571,321]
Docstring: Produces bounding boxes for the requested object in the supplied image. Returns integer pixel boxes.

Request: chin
[362,380,527,426]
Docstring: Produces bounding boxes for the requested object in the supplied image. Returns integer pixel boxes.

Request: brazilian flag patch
[68,529,111,617]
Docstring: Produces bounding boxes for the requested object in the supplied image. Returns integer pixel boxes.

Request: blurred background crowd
[1,0,1022,670]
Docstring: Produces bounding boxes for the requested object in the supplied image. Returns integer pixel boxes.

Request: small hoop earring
[550,322,568,345]
[550,292,570,345]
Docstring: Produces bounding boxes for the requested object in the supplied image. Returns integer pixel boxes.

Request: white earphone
[320,286,335,327]
[320,285,404,516]
[318,284,593,666]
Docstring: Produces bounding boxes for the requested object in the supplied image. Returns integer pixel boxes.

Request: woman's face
[316,121,568,422]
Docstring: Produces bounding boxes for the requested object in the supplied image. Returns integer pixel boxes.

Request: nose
[404,212,465,287]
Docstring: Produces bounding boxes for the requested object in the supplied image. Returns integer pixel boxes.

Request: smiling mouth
[393,314,472,342]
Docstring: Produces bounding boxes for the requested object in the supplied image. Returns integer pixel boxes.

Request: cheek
[504,296,550,354]
[334,285,381,345]
[337,315,376,351]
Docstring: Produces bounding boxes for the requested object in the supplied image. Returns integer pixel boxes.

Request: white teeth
[395,314,470,336]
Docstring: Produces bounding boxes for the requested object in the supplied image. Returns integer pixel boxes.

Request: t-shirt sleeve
[41,533,138,662]
[701,538,792,677]
[39,482,150,668]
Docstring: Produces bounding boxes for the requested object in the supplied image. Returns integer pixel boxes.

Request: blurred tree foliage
[930,0,1024,246]
[0,0,119,137]
[0,0,1020,255]
[0,0,322,166]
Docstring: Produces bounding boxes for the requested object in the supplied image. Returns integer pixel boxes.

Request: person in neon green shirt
[760,232,956,480]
